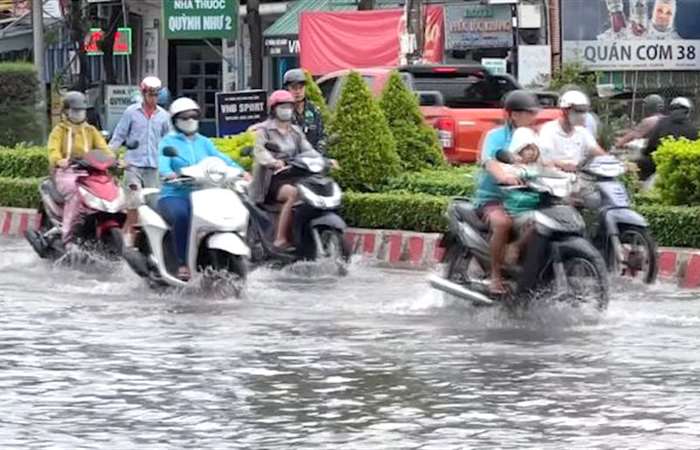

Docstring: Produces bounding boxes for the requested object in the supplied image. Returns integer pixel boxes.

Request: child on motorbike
[47,91,112,250]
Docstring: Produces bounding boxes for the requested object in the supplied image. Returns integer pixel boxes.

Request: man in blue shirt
[109,76,171,246]
[474,90,539,295]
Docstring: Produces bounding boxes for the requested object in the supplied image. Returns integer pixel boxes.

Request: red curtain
[300,7,444,75]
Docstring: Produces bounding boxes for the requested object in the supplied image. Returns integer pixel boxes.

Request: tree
[379,71,444,171]
[304,70,332,125]
[97,8,123,85]
[247,0,263,89]
[68,0,89,91]
[329,72,400,192]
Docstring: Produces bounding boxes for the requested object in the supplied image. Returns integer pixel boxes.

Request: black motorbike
[430,155,609,309]
[241,143,349,272]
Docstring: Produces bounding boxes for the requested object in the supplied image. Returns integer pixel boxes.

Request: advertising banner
[518,45,552,86]
[445,2,512,50]
[163,0,238,40]
[562,0,700,71]
[105,85,139,133]
[216,90,267,137]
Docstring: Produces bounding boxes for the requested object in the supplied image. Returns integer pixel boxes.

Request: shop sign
[562,0,700,71]
[264,36,300,57]
[216,90,267,137]
[164,0,238,40]
[85,28,132,56]
[445,3,512,50]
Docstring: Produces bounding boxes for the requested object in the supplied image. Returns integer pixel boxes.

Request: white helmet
[141,76,162,92]
[559,90,590,109]
[670,97,692,110]
[169,97,200,117]
[508,127,540,155]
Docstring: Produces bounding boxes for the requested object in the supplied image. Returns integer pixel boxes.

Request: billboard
[215,90,267,137]
[562,0,700,71]
[445,3,512,50]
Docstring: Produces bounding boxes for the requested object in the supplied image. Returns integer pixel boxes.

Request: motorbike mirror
[163,146,179,157]
[125,140,140,150]
[240,146,253,157]
[495,149,515,164]
[264,142,281,153]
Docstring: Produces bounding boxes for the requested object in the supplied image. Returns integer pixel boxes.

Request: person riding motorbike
[158,97,245,281]
[616,94,666,148]
[473,90,540,295]
[250,90,322,252]
[641,96,698,181]
[283,68,328,155]
[47,91,112,250]
[539,90,606,172]
[109,76,171,247]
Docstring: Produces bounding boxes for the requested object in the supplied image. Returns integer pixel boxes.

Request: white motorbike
[123,149,250,290]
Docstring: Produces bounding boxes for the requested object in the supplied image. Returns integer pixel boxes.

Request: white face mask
[68,109,86,124]
[276,106,294,122]
[176,118,199,135]
[568,111,587,127]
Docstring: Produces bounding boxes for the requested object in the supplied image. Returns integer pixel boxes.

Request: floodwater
[1,237,699,449]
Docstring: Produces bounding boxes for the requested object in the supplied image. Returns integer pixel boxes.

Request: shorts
[124,166,159,209]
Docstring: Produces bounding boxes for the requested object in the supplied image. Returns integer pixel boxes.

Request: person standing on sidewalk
[283,69,328,155]
[109,76,171,246]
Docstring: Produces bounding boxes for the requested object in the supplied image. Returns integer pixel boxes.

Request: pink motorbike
[25,149,127,260]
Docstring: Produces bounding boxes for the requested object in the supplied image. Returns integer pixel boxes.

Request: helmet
[268,90,295,109]
[140,76,162,93]
[283,69,306,87]
[643,94,665,113]
[503,90,539,112]
[508,127,540,155]
[157,87,172,108]
[559,90,590,109]
[170,97,200,117]
[670,97,692,111]
[63,91,88,110]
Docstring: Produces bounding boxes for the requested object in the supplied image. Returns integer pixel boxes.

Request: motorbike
[25,149,127,260]
[429,159,609,310]
[579,155,658,284]
[122,148,250,290]
[240,143,349,271]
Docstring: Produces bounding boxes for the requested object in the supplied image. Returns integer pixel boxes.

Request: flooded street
[1,236,699,449]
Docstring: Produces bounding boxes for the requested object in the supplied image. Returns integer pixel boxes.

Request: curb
[3,207,700,287]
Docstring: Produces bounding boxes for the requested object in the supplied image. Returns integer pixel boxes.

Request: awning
[264,0,355,57]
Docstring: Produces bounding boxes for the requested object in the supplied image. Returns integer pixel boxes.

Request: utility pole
[32,0,47,142]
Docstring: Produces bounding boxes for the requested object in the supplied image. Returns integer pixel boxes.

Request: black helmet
[63,91,88,110]
[283,69,306,87]
[503,90,539,112]
[643,94,665,114]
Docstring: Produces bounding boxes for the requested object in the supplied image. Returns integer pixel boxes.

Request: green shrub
[379,71,445,171]
[212,132,254,171]
[0,177,41,208]
[638,205,700,248]
[343,192,448,232]
[329,71,400,192]
[0,63,42,147]
[305,70,332,125]
[653,137,700,206]
[381,166,477,196]
[547,62,597,97]
[0,146,49,178]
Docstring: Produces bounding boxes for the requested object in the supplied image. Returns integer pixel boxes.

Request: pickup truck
[316,64,561,164]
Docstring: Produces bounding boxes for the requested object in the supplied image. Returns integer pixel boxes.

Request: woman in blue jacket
[158,97,244,281]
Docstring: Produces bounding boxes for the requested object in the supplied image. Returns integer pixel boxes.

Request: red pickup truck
[316,64,561,164]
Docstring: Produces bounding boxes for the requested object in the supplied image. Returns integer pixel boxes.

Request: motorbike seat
[41,179,65,205]
[453,202,489,233]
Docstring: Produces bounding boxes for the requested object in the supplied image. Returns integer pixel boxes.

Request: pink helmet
[268,90,295,109]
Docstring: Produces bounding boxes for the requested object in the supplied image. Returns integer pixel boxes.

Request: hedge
[653,137,700,206]
[0,146,49,178]
[381,166,477,197]
[211,133,254,171]
[0,63,41,147]
[0,177,41,208]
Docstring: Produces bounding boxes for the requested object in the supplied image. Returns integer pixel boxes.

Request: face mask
[176,118,199,135]
[276,106,294,122]
[568,111,586,127]
[68,109,86,124]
